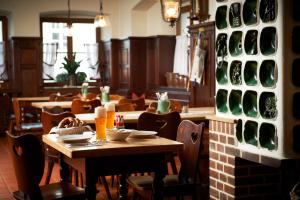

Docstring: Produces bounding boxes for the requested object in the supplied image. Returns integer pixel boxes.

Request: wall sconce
[160,0,181,27]
[94,0,110,28]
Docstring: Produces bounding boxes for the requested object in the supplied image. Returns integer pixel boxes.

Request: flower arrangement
[56,53,87,85]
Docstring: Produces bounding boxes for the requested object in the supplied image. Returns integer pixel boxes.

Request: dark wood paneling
[146,35,176,88]
[103,39,120,91]
[10,37,42,97]
[189,22,215,107]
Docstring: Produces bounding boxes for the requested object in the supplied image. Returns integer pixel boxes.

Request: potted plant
[56,53,87,86]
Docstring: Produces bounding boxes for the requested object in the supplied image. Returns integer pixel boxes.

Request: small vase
[68,75,77,86]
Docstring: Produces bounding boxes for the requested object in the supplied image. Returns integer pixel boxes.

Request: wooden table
[76,107,215,124]
[32,99,155,109]
[43,134,183,200]
[13,96,50,102]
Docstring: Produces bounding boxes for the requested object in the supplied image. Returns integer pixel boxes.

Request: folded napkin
[50,125,93,136]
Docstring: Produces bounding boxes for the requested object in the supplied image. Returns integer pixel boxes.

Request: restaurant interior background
[3,0,300,199]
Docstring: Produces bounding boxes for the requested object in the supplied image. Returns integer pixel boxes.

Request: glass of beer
[105,102,115,129]
[94,106,107,141]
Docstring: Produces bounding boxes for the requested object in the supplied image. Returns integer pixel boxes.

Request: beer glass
[95,106,107,141]
[105,102,115,129]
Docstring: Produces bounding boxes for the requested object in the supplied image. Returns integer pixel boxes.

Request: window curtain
[0,42,8,81]
[173,35,189,76]
[85,43,100,79]
[43,43,58,80]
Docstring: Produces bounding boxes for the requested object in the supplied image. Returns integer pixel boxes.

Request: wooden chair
[42,106,64,114]
[7,133,85,200]
[41,111,75,185]
[137,111,181,174]
[49,93,80,102]
[71,99,101,114]
[116,103,137,112]
[109,94,125,101]
[84,93,99,100]
[127,120,205,200]
[0,93,10,135]
[11,97,43,136]
[118,98,145,111]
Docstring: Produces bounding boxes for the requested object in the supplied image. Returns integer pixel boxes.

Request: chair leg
[45,159,54,184]
[100,176,112,200]
[170,157,178,175]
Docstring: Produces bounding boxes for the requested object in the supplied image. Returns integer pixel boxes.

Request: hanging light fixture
[160,0,181,27]
[94,0,110,28]
[65,0,73,37]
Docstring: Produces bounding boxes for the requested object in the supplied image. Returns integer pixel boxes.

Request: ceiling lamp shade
[94,0,110,28]
[160,0,181,27]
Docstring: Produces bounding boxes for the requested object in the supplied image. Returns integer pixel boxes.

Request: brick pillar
[208,118,300,200]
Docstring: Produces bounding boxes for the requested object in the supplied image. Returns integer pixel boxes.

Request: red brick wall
[208,119,299,199]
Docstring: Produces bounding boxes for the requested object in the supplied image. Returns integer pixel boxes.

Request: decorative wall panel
[215,0,299,159]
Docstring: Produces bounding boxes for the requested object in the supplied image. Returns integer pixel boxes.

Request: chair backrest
[49,93,80,102]
[7,133,44,199]
[116,103,137,112]
[42,105,64,114]
[137,111,181,140]
[84,93,99,100]
[169,100,183,112]
[41,111,75,134]
[71,99,101,114]
[109,94,125,101]
[12,98,22,127]
[176,120,204,183]
[118,98,145,111]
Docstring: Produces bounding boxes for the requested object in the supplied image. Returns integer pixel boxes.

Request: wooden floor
[0,134,131,200]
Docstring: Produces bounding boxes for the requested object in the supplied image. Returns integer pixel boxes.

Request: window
[0,16,8,82]
[41,18,101,84]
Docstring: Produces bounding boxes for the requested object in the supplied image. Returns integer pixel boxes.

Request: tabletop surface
[43,134,183,159]
[76,107,215,124]
[32,99,155,109]
[14,96,50,101]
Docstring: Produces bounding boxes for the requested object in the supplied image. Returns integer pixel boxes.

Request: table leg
[119,173,128,200]
[59,154,70,182]
[84,168,98,200]
[152,170,165,200]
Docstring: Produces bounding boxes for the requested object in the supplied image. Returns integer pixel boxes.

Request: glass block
[244,61,257,86]
[243,90,258,117]
[259,0,277,23]
[230,60,242,85]
[216,33,228,57]
[259,92,277,119]
[216,61,228,85]
[259,60,277,88]
[259,123,277,150]
[236,119,243,143]
[229,31,243,56]
[229,3,242,28]
[216,6,228,30]
[293,93,300,119]
[244,120,258,146]
[292,59,300,87]
[216,89,228,113]
[229,90,242,115]
[292,27,300,53]
[260,27,277,56]
[243,0,258,26]
[244,30,258,55]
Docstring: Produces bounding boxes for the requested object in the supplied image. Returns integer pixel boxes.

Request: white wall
[0,0,216,39]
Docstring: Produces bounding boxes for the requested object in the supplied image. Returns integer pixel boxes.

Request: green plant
[55,53,87,83]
